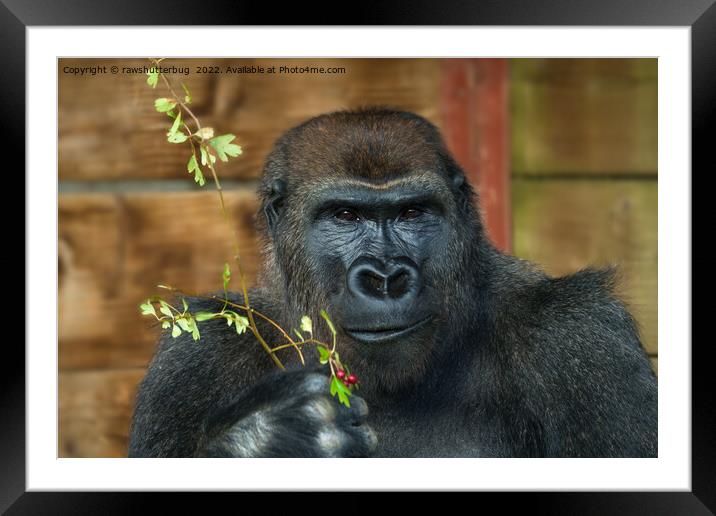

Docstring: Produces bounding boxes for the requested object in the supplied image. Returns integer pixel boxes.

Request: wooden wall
[510,59,658,373]
[58,58,657,457]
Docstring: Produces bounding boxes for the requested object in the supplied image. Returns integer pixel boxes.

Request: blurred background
[58,58,657,457]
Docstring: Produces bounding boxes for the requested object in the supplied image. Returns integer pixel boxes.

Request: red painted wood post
[440,58,511,252]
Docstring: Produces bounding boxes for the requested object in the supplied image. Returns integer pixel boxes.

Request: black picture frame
[6,1,709,513]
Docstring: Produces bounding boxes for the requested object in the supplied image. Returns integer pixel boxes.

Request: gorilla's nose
[347,257,421,305]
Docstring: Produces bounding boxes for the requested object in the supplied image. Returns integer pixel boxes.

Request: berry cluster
[336,369,358,386]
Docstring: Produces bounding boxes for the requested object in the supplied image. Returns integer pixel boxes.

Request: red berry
[343,380,350,387]
[347,374,358,385]
[336,370,346,379]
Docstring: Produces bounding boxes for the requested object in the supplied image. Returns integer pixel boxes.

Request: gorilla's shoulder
[488,265,656,457]
[505,266,651,374]
[530,266,636,332]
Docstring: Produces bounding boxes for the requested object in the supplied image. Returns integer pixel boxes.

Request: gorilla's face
[305,176,452,346]
[261,110,479,390]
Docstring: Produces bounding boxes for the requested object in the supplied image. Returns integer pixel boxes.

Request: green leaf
[220,311,247,334]
[179,316,200,341]
[168,111,182,136]
[167,131,188,144]
[300,316,313,336]
[181,82,192,103]
[166,112,187,143]
[293,328,304,341]
[171,324,181,338]
[334,378,352,407]
[209,134,242,162]
[194,312,216,322]
[139,301,156,316]
[224,310,238,323]
[317,345,330,365]
[187,154,206,187]
[161,320,171,329]
[159,301,173,318]
[320,310,336,336]
[337,388,351,407]
[222,263,231,291]
[154,98,177,113]
[182,297,189,313]
[329,377,351,407]
[200,146,216,166]
[235,316,249,334]
[176,318,192,333]
[187,153,198,174]
[335,376,351,394]
[147,70,159,88]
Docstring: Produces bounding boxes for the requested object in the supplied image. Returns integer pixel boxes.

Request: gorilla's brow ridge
[334,176,443,190]
[303,174,452,201]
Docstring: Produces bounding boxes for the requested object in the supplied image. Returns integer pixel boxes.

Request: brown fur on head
[264,108,447,183]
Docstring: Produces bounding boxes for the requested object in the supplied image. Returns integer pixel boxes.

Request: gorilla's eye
[335,209,360,222]
[399,208,423,221]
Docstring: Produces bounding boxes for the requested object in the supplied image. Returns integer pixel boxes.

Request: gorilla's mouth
[343,315,433,344]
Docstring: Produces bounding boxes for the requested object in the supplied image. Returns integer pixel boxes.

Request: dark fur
[129,108,657,457]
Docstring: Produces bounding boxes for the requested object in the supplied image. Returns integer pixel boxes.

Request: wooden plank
[59,369,145,457]
[59,58,442,181]
[59,190,261,370]
[440,59,511,251]
[510,58,658,176]
[512,179,657,355]
[59,58,216,181]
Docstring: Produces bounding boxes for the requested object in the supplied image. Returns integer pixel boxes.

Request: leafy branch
[139,59,357,406]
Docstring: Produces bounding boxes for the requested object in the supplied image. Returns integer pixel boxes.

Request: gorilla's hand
[199,368,377,457]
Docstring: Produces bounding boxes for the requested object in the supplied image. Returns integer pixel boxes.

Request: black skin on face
[128,107,657,458]
[309,181,445,337]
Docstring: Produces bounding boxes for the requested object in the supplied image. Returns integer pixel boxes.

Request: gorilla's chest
[367,402,496,458]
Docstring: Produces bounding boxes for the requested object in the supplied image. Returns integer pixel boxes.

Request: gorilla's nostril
[361,271,386,296]
[388,270,411,299]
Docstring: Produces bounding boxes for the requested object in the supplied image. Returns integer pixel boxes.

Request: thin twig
[151,60,285,370]
[269,338,325,354]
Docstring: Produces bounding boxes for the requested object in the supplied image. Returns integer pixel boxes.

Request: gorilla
[128,108,657,458]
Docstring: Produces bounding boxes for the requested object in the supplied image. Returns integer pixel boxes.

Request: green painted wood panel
[512,179,657,355]
[511,58,657,176]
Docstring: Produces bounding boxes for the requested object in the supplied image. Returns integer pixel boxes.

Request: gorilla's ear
[442,151,465,189]
[443,154,466,192]
[451,169,465,190]
[263,179,286,235]
[442,153,473,214]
